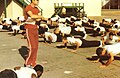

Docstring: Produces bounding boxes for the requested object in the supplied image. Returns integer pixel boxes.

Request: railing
[18,0,27,7]
[52,3,85,17]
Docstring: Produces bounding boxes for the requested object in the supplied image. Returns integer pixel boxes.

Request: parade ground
[0,9,120,78]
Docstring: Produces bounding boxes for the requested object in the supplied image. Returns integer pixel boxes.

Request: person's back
[14,67,37,78]
[14,64,43,78]
[67,36,82,46]
[103,32,120,45]
[104,42,120,55]
[44,32,57,43]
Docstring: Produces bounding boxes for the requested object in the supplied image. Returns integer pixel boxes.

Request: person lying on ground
[40,31,57,44]
[14,64,43,78]
[101,32,120,46]
[95,42,120,68]
[62,36,101,52]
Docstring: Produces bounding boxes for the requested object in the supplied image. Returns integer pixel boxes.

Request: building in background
[0,0,11,19]
[39,0,101,17]
[0,0,102,20]
[101,0,120,9]
[0,0,26,20]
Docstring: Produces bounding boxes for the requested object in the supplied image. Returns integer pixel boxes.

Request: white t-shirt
[14,67,37,78]
[94,26,105,32]
[104,42,120,55]
[74,26,86,33]
[67,37,82,46]
[82,17,89,23]
[12,25,20,30]
[74,21,82,26]
[104,36,119,44]
[60,26,71,35]
[104,18,112,23]
[0,25,3,29]
[45,32,57,42]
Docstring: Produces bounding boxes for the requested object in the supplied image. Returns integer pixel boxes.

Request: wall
[39,0,101,17]
[6,0,24,20]
[102,0,120,9]
[5,0,101,19]
[84,0,101,16]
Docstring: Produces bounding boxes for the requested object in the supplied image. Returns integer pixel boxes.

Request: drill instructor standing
[24,0,44,67]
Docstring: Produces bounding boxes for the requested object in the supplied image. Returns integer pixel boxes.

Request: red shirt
[24,5,40,29]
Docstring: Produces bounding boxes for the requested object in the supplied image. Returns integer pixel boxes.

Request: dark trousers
[81,39,100,47]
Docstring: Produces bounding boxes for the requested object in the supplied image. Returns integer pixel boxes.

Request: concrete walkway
[0,10,120,78]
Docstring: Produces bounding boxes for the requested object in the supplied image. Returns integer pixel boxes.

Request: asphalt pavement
[0,9,120,78]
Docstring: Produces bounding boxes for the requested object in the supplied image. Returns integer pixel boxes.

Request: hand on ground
[100,65,107,68]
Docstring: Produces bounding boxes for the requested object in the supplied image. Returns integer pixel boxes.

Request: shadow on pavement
[87,55,120,66]
[87,56,120,61]
[18,46,29,60]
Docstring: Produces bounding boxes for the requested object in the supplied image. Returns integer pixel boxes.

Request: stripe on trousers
[25,29,32,65]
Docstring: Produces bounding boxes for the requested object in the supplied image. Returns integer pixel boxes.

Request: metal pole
[118,0,120,9]
[109,1,110,9]
[4,0,7,18]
